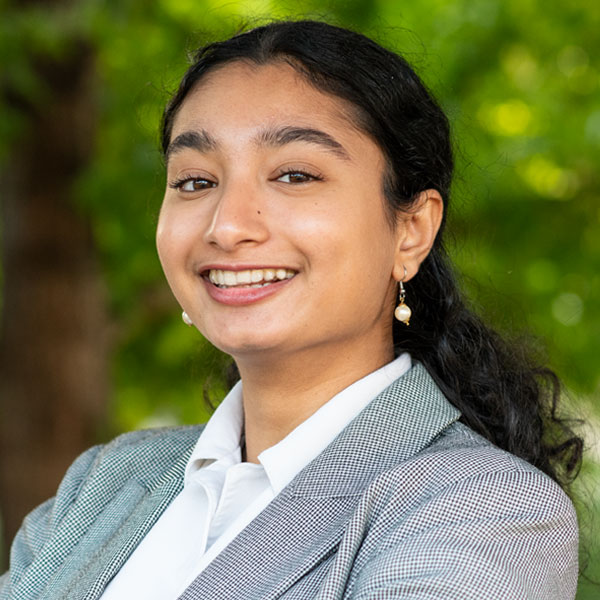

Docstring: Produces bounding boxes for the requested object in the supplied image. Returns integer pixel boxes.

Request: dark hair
[160,20,582,489]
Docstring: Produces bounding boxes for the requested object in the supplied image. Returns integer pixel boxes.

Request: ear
[391,189,444,283]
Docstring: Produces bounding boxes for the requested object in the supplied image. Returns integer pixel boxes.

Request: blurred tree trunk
[0,22,108,566]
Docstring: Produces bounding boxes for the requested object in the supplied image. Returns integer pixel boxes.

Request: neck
[236,342,394,463]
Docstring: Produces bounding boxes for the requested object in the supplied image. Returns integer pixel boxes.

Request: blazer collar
[289,362,461,498]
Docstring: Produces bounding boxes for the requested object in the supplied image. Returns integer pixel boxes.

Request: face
[157,62,402,362]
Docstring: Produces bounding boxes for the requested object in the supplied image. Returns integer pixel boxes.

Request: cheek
[305,223,394,309]
[156,209,189,280]
[155,217,174,271]
[338,228,396,302]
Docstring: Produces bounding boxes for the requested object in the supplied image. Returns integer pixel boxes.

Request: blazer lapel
[33,431,199,600]
[179,363,460,600]
[77,477,184,600]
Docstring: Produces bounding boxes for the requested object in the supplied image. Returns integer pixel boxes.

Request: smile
[208,268,296,288]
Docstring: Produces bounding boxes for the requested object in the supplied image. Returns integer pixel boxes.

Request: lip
[200,266,297,306]
[202,275,294,306]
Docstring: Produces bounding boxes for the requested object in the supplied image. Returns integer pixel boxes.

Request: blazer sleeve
[347,468,579,600]
[0,444,103,599]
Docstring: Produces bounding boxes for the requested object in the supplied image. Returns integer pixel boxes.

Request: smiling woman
[0,20,583,600]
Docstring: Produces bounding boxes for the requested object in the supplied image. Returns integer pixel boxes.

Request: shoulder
[364,421,577,548]
[81,425,204,486]
[42,425,204,527]
[49,425,203,503]
[420,421,575,520]
[348,422,578,599]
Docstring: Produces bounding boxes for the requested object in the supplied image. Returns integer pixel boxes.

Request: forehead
[170,61,369,149]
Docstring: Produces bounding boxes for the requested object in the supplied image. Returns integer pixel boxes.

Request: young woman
[1,20,582,600]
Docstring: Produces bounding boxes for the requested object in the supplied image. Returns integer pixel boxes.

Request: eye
[168,176,217,192]
[276,169,323,184]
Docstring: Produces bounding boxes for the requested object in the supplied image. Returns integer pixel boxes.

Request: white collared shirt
[101,353,411,599]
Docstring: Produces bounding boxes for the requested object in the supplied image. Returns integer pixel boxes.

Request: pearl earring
[182,311,193,326]
[394,267,412,325]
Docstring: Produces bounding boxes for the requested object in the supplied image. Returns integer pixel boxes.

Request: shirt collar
[184,380,244,483]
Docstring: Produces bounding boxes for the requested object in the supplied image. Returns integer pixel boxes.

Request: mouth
[205,268,297,288]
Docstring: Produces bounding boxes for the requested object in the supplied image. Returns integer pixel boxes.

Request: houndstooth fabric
[0,364,578,599]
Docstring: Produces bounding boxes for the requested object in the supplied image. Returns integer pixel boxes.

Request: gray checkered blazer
[1,364,578,599]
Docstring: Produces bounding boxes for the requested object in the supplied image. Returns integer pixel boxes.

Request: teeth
[236,270,252,284]
[208,268,295,287]
[223,271,237,286]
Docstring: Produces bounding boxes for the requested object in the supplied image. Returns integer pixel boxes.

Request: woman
[0,20,582,599]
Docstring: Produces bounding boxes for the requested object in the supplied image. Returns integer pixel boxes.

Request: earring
[394,267,412,325]
[181,311,193,326]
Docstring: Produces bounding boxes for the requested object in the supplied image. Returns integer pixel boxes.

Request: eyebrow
[165,130,217,161]
[256,126,350,160]
[165,125,351,162]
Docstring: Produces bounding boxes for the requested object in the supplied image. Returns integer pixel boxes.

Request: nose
[203,179,269,251]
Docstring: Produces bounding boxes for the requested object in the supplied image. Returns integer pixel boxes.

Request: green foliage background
[1,0,599,594]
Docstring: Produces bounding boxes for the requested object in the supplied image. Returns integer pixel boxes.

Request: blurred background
[0,0,598,594]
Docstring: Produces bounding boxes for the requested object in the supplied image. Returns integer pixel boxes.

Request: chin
[205,329,286,358]
[216,342,285,363]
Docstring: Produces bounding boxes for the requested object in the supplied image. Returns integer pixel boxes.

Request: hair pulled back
[161,20,582,488]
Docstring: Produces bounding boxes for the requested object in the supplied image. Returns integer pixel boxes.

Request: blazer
[0,363,578,599]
